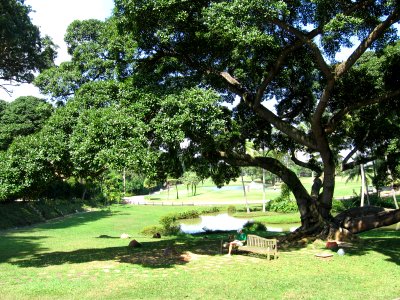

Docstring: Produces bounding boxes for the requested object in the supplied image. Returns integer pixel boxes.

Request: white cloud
[0,0,114,102]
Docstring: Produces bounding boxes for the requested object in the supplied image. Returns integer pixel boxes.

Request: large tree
[0,96,53,150]
[111,0,400,240]
[34,18,136,104]
[0,0,56,94]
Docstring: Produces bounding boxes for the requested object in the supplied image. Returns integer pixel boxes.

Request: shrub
[177,210,200,219]
[268,199,298,213]
[141,225,165,236]
[202,206,220,214]
[369,195,398,209]
[243,221,266,232]
[227,205,236,214]
[331,198,358,212]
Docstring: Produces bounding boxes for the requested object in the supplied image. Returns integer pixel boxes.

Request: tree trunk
[360,163,365,207]
[123,168,126,198]
[386,155,399,209]
[241,174,250,213]
[221,152,400,242]
[262,168,266,212]
[336,207,400,234]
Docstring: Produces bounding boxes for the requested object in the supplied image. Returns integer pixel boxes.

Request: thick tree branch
[342,151,400,171]
[267,19,332,80]
[336,207,400,234]
[252,102,318,150]
[261,0,375,100]
[335,7,400,78]
[255,27,324,107]
[290,152,322,176]
[342,155,377,171]
[219,71,248,96]
[215,71,317,150]
[216,150,321,226]
[325,89,400,133]
[313,80,335,129]
[342,147,358,166]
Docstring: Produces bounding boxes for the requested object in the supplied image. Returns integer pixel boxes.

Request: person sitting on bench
[227,229,247,256]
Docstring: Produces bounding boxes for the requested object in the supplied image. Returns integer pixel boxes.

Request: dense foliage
[0,0,56,92]
[0,96,53,150]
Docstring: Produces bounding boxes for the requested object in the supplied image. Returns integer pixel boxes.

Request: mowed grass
[0,205,399,300]
[145,176,364,203]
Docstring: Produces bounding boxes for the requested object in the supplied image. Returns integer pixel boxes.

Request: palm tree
[344,159,374,206]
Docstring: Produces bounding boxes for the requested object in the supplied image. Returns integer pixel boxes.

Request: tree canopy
[0,96,53,150]
[111,0,400,238]
[0,0,56,94]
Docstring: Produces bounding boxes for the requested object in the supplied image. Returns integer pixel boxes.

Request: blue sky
[0,0,115,101]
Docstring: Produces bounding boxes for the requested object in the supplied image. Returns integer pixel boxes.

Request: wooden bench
[221,234,279,260]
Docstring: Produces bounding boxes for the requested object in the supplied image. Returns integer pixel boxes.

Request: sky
[0,0,115,102]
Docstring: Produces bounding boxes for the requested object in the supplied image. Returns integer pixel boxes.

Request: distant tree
[0,0,56,94]
[34,18,135,104]
[0,133,57,201]
[180,171,201,196]
[0,96,53,150]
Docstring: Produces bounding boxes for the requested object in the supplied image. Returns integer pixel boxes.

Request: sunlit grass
[0,205,398,300]
[145,176,363,203]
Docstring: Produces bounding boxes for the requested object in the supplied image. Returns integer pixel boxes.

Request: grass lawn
[0,205,399,300]
[144,176,364,204]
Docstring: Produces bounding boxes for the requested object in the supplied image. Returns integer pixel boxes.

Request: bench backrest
[246,234,277,249]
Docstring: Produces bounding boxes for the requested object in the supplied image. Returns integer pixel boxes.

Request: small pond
[179,214,400,234]
[179,213,300,234]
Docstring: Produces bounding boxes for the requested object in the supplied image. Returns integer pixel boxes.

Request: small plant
[331,198,358,212]
[269,199,298,213]
[227,205,236,214]
[243,221,266,232]
[141,225,164,236]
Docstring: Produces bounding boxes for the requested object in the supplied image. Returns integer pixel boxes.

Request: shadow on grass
[0,235,50,263]
[9,237,222,269]
[277,228,400,266]
[4,228,399,270]
[353,229,400,265]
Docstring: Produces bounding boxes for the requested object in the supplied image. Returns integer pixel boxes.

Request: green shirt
[236,232,247,242]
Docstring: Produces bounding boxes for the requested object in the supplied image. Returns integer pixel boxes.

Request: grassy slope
[0,205,398,300]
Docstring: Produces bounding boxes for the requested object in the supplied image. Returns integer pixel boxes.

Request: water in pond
[179,213,300,234]
[180,214,248,234]
[179,214,399,234]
